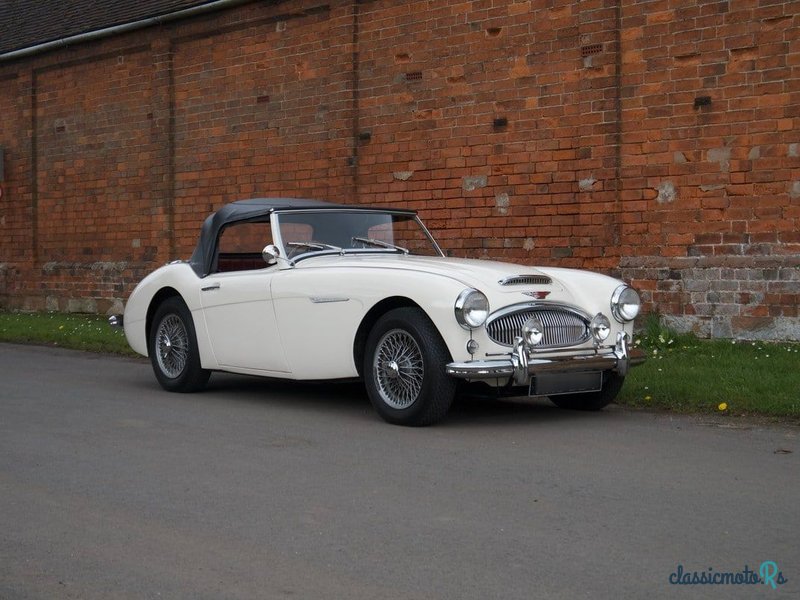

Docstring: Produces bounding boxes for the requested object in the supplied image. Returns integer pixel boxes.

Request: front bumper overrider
[445,332,645,385]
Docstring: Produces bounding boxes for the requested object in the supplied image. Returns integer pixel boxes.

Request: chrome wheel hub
[155,314,189,379]
[373,329,424,409]
[386,360,400,378]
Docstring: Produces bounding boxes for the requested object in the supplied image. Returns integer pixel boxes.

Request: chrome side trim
[309,296,350,303]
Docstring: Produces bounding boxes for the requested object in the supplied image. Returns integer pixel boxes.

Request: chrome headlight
[590,313,611,343]
[455,289,489,329]
[611,285,641,322]
[522,316,544,347]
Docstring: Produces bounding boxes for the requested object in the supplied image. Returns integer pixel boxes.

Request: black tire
[548,371,624,411]
[148,297,210,393]
[363,307,456,426]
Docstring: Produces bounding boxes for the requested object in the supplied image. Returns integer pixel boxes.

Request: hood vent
[499,274,552,286]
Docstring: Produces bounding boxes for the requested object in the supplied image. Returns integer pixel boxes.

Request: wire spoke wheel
[364,307,456,426]
[373,328,424,409]
[155,314,189,379]
[148,297,210,393]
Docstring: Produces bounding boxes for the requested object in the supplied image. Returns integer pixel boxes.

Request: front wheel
[364,307,456,426]
[148,297,210,392]
[548,372,624,411]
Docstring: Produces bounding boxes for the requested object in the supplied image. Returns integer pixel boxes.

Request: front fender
[122,263,209,362]
[271,266,474,379]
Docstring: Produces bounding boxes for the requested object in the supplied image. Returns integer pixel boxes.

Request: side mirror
[262,244,280,266]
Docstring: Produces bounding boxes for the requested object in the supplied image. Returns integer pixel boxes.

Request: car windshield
[275,210,442,260]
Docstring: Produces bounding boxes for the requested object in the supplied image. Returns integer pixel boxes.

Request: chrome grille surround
[485,302,592,348]
[498,274,552,286]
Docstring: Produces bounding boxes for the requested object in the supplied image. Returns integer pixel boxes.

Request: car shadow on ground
[178,371,610,428]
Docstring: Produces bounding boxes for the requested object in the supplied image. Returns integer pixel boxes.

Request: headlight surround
[455,289,489,329]
[611,285,641,322]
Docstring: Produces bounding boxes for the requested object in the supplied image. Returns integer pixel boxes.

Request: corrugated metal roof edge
[0,0,250,63]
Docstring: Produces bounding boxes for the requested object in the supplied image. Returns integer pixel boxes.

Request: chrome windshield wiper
[286,241,342,253]
[351,236,409,254]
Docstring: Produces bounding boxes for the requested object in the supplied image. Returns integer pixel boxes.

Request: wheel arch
[145,287,183,345]
[353,296,442,377]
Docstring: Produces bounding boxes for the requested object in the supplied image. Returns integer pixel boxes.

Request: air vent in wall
[580,44,603,57]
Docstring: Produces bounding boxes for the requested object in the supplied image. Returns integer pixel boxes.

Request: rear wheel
[548,372,624,411]
[148,297,210,392]
[364,307,456,426]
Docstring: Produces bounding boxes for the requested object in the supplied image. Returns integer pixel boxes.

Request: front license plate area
[530,372,603,396]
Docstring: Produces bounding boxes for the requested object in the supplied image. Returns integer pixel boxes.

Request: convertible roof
[188,198,416,277]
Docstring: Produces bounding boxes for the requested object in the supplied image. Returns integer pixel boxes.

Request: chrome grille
[499,275,552,286]
[486,307,590,348]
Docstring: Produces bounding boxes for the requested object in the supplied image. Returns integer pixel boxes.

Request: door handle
[201,282,221,291]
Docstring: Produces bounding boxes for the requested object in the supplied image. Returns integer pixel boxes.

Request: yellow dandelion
[718,402,728,411]
[644,395,652,401]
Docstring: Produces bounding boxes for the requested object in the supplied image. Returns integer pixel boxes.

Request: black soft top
[188,198,415,277]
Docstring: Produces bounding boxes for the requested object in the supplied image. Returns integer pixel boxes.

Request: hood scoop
[499,274,552,286]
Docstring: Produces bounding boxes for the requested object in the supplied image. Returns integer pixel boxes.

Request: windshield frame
[271,209,444,264]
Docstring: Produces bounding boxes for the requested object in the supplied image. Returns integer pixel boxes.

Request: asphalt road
[1,343,797,600]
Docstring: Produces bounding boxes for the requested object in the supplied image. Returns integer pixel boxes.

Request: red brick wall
[0,73,32,304]
[170,3,355,255]
[0,0,798,339]
[356,1,622,269]
[617,0,800,338]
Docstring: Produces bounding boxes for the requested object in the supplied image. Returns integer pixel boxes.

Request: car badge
[522,291,550,299]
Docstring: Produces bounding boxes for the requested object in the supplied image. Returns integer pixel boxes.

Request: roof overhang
[0,0,250,63]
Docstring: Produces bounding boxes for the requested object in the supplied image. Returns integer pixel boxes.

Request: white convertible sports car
[112,198,645,425]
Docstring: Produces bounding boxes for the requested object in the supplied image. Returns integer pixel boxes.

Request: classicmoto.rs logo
[669,562,788,589]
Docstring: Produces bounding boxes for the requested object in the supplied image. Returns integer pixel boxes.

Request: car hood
[297,254,548,287]
[296,254,624,313]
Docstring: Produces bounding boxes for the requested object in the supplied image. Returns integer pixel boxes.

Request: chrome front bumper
[445,332,645,385]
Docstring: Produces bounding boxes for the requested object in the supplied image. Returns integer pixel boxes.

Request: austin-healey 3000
[112,198,645,425]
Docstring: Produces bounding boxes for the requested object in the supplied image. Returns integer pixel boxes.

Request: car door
[271,267,367,380]
[199,269,289,373]
[198,220,290,374]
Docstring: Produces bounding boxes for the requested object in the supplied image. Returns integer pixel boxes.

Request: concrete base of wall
[662,315,800,342]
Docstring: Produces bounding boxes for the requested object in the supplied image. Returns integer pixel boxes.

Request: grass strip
[0,311,136,356]
[618,317,799,418]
